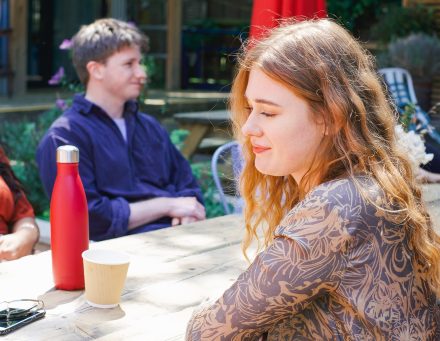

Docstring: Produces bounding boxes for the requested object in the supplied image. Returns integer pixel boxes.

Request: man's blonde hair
[72,18,148,86]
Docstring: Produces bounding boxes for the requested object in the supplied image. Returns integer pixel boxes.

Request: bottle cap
[56,145,79,163]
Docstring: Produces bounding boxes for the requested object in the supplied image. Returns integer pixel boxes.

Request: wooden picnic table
[173,110,232,159]
[3,184,440,340]
[0,215,246,340]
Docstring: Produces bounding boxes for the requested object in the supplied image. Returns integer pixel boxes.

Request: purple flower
[59,39,73,50]
[48,67,65,85]
[55,99,68,111]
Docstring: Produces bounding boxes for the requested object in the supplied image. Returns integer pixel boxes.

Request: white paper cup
[82,249,130,308]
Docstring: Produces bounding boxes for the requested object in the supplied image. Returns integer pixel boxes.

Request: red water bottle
[50,145,89,290]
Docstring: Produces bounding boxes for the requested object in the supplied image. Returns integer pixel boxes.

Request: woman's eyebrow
[245,95,281,107]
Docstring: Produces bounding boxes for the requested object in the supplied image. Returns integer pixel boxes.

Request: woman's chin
[255,163,285,177]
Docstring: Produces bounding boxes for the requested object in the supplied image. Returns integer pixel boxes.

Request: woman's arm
[186,236,347,340]
[186,179,360,340]
[0,217,39,261]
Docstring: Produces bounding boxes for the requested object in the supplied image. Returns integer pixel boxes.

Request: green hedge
[0,107,63,217]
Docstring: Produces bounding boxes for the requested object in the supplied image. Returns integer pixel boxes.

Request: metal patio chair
[379,67,440,144]
[211,141,243,215]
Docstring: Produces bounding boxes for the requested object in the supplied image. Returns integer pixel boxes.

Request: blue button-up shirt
[36,94,203,241]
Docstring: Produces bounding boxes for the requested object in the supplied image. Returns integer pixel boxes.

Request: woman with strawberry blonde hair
[186,19,440,340]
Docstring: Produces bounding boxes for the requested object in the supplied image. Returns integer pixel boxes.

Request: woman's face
[242,67,325,183]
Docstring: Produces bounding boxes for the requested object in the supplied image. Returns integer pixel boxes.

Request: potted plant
[387,33,440,111]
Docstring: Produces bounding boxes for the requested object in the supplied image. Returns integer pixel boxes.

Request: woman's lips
[252,145,270,154]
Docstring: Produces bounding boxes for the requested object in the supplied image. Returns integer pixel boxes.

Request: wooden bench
[173,109,232,159]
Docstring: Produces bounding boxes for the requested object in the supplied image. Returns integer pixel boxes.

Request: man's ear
[86,61,104,81]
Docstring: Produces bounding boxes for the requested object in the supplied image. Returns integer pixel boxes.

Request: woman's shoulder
[276,176,381,239]
[306,176,382,207]
[303,176,372,208]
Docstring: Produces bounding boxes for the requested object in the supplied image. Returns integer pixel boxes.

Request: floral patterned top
[186,177,440,340]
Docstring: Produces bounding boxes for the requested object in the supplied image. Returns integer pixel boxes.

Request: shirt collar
[72,94,139,118]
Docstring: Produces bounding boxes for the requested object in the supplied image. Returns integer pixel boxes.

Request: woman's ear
[317,116,328,136]
[86,61,104,81]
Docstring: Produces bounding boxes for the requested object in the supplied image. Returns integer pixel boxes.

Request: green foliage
[141,55,164,89]
[190,162,225,218]
[0,107,63,216]
[169,129,190,151]
[370,4,436,44]
[170,128,226,217]
[327,0,399,31]
[400,103,416,132]
[326,0,435,47]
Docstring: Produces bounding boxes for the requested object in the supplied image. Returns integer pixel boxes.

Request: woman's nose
[241,113,262,137]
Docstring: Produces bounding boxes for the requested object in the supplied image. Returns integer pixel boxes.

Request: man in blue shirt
[36,18,205,241]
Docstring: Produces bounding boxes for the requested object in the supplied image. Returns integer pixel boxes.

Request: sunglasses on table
[0,299,45,321]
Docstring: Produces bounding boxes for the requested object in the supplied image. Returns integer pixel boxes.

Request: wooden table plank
[3,183,440,340]
[0,215,246,340]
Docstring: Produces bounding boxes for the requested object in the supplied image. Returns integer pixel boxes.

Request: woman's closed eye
[260,111,275,117]
[245,106,275,117]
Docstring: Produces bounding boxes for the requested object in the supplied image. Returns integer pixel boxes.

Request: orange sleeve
[0,181,14,234]
[10,192,35,225]
[0,147,35,228]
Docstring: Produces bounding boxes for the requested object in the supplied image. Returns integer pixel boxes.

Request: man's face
[98,45,147,102]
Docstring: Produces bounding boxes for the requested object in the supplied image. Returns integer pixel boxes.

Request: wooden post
[9,0,27,96]
[110,0,127,20]
[166,0,182,91]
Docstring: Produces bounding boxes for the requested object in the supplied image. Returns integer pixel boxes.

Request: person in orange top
[0,147,39,260]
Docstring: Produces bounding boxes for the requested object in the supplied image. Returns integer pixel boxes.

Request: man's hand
[171,216,199,226]
[129,196,206,230]
[167,197,206,222]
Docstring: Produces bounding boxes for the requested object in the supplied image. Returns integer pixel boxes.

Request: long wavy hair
[230,19,440,295]
[0,147,23,201]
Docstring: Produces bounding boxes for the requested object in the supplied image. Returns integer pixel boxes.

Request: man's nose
[136,64,147,79]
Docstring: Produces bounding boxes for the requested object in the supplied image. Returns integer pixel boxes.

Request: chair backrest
[211,141,243,215]
[379,67,440,145]
[378,67,418,107]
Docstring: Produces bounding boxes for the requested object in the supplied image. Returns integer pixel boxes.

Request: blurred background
[0,0,438,98]
[0,0,439,223]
